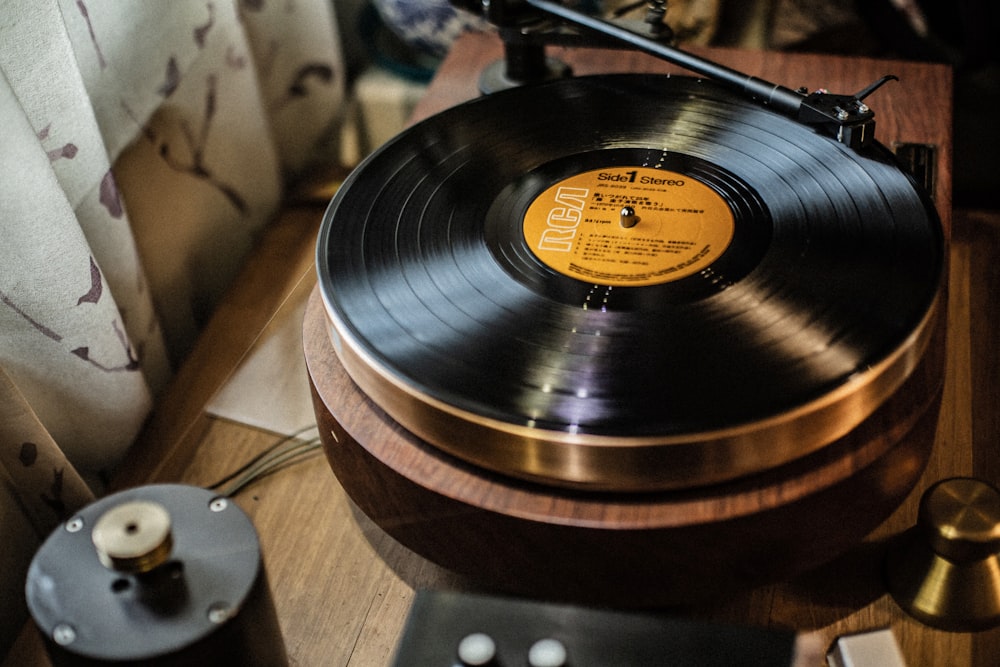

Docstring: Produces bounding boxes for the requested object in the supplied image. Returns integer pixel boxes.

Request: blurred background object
[372,0,491,58]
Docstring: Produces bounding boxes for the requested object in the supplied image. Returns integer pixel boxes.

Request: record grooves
[316,74,943,492]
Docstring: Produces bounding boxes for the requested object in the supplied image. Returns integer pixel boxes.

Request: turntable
[304,0,950,606]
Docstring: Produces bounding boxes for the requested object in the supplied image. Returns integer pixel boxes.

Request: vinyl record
[316,74,943,491]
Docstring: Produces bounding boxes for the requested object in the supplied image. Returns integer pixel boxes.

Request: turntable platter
[316,74,943,491]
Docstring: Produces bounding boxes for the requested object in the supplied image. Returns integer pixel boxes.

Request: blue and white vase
[371,0,490,58]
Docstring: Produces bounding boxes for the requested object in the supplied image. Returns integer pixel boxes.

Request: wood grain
[110,206,326,490]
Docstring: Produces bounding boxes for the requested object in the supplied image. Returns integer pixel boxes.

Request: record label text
[523,167,735,287]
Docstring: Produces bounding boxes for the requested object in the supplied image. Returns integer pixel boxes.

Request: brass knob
[91,500,173,574]
[885,477,1000,631]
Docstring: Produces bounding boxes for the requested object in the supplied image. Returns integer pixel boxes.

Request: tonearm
[450,0,897,150]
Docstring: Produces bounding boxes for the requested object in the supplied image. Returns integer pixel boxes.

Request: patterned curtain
[0,0,345,651]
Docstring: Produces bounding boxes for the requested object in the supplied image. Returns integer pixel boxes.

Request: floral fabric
[0,0,344,653]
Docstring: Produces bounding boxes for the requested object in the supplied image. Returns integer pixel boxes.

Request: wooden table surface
[8,32,1000,666]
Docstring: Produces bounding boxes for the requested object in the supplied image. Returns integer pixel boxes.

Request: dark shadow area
[715,0,1000,210]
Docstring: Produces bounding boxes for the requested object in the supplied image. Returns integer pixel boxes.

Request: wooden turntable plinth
[301,31,959,610]
[304,288,944,606]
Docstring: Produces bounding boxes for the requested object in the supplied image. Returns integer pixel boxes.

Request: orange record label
[522,167,735,286]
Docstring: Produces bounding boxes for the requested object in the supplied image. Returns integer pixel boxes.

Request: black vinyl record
[316,74,943,491]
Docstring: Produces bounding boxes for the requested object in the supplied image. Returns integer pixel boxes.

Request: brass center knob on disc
[886,477,1000,631]
[91,500,174,573]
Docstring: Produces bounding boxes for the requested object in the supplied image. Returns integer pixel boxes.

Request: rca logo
[538,187,588,252]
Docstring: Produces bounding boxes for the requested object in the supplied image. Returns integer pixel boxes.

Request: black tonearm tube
[451,0,898,149]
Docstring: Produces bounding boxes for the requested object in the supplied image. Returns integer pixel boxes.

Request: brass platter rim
[319,284,943,493]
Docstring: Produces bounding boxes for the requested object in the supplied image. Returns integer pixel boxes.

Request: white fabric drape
[0,0,345,652]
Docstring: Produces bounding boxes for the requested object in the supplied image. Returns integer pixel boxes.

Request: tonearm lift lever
[450,0,898,150]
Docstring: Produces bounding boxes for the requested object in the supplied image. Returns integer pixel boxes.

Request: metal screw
[836,107,850,120]
[207,602,232,624]
[65,517,84,533]
[52,624,76,645]
[209,498,228,513]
